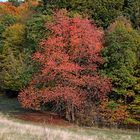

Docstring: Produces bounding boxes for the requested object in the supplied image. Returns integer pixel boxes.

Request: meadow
[0,94,140,140]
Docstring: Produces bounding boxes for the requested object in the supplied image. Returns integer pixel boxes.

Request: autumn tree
[18,10,111,122]
[0,2,20,19]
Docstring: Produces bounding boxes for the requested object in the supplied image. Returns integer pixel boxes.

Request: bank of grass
[1,113,140,140]
[0,93,140,140]
[1,114,140,140]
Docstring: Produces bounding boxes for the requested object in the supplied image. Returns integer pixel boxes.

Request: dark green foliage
[44,0,124,28]
[128,60,140,123]
[8,0,20,7]
[102,18,140,98]
[42,0,140,29]
[25,14,47,51]
[102,18,140,124]
[123,0,140,29]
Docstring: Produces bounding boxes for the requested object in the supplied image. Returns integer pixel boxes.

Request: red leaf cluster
[18,10,111,120]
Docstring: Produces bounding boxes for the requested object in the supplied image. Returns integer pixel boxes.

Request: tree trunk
[65,103,75,122]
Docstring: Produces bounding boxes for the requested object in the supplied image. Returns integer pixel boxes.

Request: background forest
[0,0,140,128]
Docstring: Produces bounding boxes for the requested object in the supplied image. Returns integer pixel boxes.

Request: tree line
[0,0,140,127]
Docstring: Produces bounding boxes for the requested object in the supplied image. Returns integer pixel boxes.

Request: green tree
[44,0,124,28]
[25,14,47,51]
[102,18,140,97]
[128,51,140,124]
[42,0,140,29]
[123,0,140,29]
[0,23,34,92]
[0,14,16,51]
[0,48,34,91]
[101,18,140,123]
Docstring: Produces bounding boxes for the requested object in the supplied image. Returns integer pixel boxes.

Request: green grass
[0,93,140,140]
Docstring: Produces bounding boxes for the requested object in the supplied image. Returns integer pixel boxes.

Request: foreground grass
[0,113,92,140]
[0,94,140,140]
[1,114,140,140]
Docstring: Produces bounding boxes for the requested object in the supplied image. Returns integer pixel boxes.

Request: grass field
[0,94,140,140]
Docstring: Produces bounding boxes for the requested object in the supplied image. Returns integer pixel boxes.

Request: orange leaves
[99,99,128,123]
[41,86,85,107]
[18,86,41,110]
[0,1,38,20]
[17,1,38,16]
[45,11,103,60]
[0,2,20,17]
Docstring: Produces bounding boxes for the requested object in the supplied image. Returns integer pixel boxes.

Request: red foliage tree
[18,10,111,121]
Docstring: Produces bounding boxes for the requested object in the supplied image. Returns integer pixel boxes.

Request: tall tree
[102,17,140,124]
[18,10,111,122]
[0,24,34,92]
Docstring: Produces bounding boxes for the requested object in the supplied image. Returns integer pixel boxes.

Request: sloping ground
[0,94,140,140]
[0,114,91,140]
[0,114,140,140]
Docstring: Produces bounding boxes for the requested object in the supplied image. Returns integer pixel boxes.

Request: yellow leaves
[134,83,140,93]
[107,16,132,32]
[2,23,25,46]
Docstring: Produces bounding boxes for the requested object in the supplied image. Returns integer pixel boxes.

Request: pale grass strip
[0,114,133,140]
